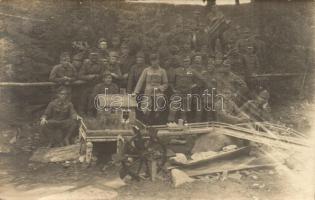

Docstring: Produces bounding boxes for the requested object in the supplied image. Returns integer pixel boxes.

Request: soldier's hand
[123,73,128,79]
[76,115,83,121]
[111,73,118,78]
[40,118,48,126]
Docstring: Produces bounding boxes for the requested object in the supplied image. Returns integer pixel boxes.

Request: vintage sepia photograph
[0,0,314,199]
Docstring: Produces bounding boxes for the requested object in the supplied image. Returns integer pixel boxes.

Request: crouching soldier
[134,53,168,124]
[88,71,119,117]
[168,56,202,123]
[40,86,81,147]
[240,90,272,122]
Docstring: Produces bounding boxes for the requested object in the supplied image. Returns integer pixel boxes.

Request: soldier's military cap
[109,51,119,58]
[150,53,159,61]
[102,70,112,78]
[136,51,145,58]
[98,38,107,44]
[258,90,270,100]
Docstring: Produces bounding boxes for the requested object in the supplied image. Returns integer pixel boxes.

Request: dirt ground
[0,104,314,200]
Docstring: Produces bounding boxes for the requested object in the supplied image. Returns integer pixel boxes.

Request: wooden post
[151,160,157,182]
[85,141,93,164]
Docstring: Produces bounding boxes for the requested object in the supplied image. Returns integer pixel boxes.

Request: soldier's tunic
[190,64,208,122]
[214,98,248,124]
[242,53,260,90]
[134,66,168,114]
[127,64,147,94]
[78,59,103,115]
[87,82,119,116]
[49,63,77,84]
[41,98,77,146]
[240,100,272,122]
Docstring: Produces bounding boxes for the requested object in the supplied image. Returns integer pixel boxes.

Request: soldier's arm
[160,68,168,92]
[215,101,246,124]
[49,66,66,83]
[134,68,147,94]
[68,102,78,119]
[41,101,54,120]
[168,68,176,93]
[193,70,208,88]
[126,66,135,93]
[68,64,78,81]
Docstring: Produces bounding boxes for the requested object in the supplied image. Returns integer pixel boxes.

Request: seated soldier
[40,86,81,147]
[214,92,249,124]
[49,52,77,85]
[240,90,272,122]
[134,53,168,124]
[87,71,119,117]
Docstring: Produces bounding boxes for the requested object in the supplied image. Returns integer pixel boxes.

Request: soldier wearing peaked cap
[88,71,119,117]
[40,86,81,147]
[240,90,273,122]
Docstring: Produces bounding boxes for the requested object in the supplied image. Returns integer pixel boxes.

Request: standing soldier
[119,43,135,87]
[108,51,126,89]
[49,52,77,85]
[242,45,260,91]
[134,53,168,124]
[168,56,203,123]
[216,59,248,105]
[127,51,146,94]
[110,35,121,53]
[78,52,103,115]
[97,38,109,60]
[191,53,207,122]
[40,86,81,147]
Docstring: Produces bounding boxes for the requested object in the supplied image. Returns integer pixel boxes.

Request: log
[30,144,81,163]
[0,80,86,87]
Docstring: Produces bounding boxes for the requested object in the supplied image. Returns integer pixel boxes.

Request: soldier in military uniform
[97,38,109,60]
[40,86,81,147]
[191,53,207,122]
[214,92,249,124]
[108,51,126,89]
[88,71,119,117]
[134,53,168,124]
[240,90,272,122]
[241,45,262,92]
[127,52,146,94]
[168,56,203,122]
[49,52,77,85]
[215,59,248,105]
[78,52,103,115]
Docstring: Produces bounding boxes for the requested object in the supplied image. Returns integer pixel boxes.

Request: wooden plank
[183,156,277,177]
[175,146,250,168]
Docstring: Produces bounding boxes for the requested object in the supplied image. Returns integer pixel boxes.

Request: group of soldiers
[39,14,272,147]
